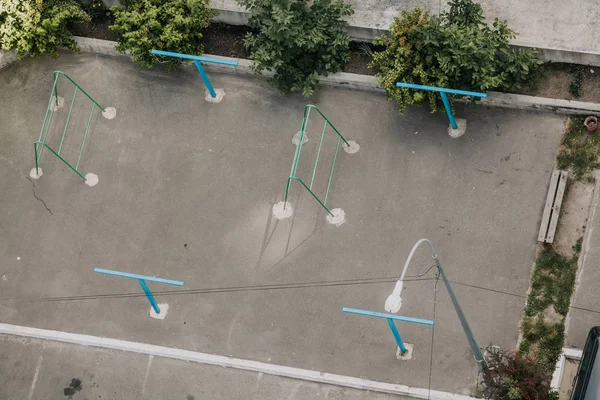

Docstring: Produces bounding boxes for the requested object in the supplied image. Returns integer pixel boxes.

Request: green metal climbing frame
[284,105,350,216]
[34,71,106,181]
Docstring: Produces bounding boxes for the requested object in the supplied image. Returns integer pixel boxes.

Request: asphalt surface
[0,51,565,395]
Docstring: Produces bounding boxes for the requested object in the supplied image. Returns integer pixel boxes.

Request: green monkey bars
[34,71,106,181]
[284,105,350,216]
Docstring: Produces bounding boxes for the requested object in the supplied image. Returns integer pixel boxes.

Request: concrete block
[396,343,414,360]
[448,118,467,138]
[74,36,119,56]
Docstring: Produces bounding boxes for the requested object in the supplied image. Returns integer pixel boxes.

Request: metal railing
[283,105,350,216]
[34,71,106,181]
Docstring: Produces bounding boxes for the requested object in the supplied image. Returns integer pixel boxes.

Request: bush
[370,0,543,113]
[110,0,216,72]
[0,0,88,59]
[483,347,558,400]
[238,0,353,97]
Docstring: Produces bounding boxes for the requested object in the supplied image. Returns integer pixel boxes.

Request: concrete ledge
[74,36,120,56]
[198,51,598,113]
[6,36,600,117]
[473,92,600,116]
[0,322,477,400]
[0,50,17,70]
[318,71,384,93]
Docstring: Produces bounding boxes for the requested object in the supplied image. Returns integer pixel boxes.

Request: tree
[238,0,353,97]
[0,0,88,59]
[110,0,216,72]
[370,0,542,113]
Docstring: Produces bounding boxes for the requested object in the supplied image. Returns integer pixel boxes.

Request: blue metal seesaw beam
[395,82,487,129]
[94,268,184,314]
[342,307,434,354]
[151,49,239,98]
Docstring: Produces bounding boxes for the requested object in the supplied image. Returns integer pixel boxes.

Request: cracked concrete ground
[26,177,54,215]
[0,52,565,395]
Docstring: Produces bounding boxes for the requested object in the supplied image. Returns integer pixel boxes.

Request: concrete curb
[72,37,600,115]
[0,322,477,400]
[2,36,598,117]
[74,36,120,56]
[473,92,600,116]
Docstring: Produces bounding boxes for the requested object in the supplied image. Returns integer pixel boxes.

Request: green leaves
[239,0,353,96]
[0,0,88,59]
[110,0,216,72]
[370,0,542,114]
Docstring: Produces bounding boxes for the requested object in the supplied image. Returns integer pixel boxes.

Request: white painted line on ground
[141,355,153,397]
[0,323,477,400]
[27,351,43,400]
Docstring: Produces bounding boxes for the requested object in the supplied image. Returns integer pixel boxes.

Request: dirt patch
[202,23,251,59]
[342,42,376,75]
[70,18,119,42]
[554,180,594,257]
[513,63,600,103]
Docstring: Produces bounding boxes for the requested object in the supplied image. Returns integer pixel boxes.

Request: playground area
[0,52,566,395]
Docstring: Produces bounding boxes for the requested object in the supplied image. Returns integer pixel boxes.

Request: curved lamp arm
[385,238,438,313]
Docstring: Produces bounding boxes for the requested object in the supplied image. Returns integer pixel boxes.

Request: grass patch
[519,244,580,372]
[557,116,600,179]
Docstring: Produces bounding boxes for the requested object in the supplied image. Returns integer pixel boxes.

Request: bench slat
[538,170,560,242]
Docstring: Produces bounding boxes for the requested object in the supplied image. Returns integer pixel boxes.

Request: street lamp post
[385,238,488,373]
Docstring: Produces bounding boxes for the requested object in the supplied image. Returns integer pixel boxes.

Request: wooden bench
[538,169,568,243]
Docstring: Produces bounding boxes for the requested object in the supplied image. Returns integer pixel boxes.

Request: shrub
[238,0,353,97]
[483,346,558,400]
[110,0,216,72]
[0,0,88,59]
[370,0,543,113]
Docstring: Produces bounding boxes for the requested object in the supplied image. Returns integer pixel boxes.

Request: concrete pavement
[0,334,408,400]
[566,173,600,348]
[0,51,565,395]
